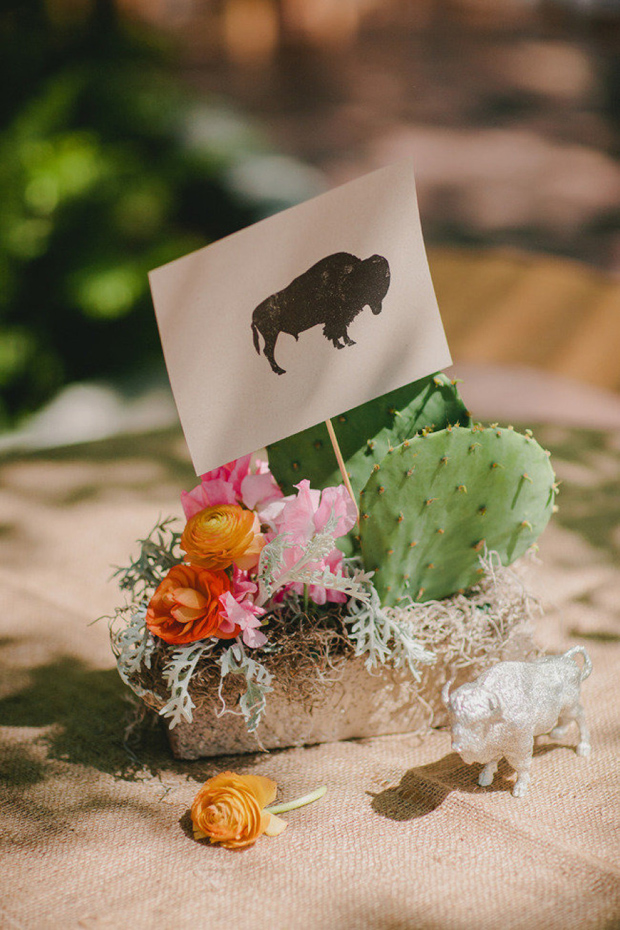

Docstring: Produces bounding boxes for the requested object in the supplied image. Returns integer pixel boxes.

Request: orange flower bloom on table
[191,772,286,849]
[145,564,238,645]
[180,504,265,572]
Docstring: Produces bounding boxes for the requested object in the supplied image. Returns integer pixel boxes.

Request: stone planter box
[122,561,538,760]
[151,630,534,759]
[166,657,430,759]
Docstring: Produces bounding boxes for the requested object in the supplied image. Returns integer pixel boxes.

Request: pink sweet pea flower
[231,567,259,601]
[181,456,283,520]
[219,591,267,649]
[271,480,321,543]
[268,480,357,607]
[258,496,292,534]
[273,480,357,543]
[240,469,283,512]
[314,484,358,539]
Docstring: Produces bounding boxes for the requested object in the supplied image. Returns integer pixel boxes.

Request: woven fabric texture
[1,424,619,930]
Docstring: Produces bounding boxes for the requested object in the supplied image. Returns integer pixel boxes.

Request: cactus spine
[359,425,556,605]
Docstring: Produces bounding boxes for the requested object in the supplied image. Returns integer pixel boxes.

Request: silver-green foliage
[256,509,373,607]
[109,603,159,705]
[218,641,274,733]
[113,517,183,602]
[346,587,436,679]
[159,640,219,729]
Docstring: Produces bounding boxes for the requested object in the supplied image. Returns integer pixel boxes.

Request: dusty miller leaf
[257,508,365,606]
[346,586,435,680]
[109,603,160,703]
[159,639,218,729]
[217,641,273,732]
[257,532,291,602]
[110,603,155,676]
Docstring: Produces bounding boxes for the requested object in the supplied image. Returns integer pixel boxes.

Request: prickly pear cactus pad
[359,426,556,605]
[267,373,471,498]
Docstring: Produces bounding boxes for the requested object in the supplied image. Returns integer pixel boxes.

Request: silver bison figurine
[251,251,391,375]
[443,647,592,797]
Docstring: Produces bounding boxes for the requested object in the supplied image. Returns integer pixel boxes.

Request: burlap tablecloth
[1,423,619,929]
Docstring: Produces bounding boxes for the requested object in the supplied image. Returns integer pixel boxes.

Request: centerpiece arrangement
[110,373,556,759]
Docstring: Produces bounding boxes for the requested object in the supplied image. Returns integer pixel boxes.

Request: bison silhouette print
[251,251,391,375]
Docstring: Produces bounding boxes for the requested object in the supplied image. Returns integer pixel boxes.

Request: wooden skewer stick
[325,418,359,520]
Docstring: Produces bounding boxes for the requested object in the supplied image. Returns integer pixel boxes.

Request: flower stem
[265,785,327,815]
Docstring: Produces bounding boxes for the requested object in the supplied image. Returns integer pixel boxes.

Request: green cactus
[359,425,556,605]
[267,373,471,498]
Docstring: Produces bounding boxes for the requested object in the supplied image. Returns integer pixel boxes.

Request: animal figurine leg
[505,738,534,797]
[550,703,591,756]
[512,768,531,798]
[478,759,500,787]
[573,703,591,756]
[549,720,571,740]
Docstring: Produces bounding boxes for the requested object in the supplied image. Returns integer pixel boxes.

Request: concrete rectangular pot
[163,630,534,759]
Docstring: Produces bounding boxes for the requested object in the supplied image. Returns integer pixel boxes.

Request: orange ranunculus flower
[191,772,286,849]
[180,504,265,572]
[145,564,237,645]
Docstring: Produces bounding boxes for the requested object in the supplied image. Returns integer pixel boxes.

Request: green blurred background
[0,0,317,430]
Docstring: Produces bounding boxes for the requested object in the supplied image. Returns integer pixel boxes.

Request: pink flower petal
[240,471,283,511]
[218,591,267,650]
[232,567,259,601]
[259,497,291,532]
[314,485,357,537]
[185,456,283,520]
[181,479,237,518]
[242,627,268,648]
[227,455,253,494]
[218,612,240,636]
[180,485,211,520]
[273,480,320,543]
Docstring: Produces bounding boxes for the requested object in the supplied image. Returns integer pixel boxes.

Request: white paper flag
[149,159,451,475]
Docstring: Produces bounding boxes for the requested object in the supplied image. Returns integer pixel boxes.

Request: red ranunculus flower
[145,564,237,645]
